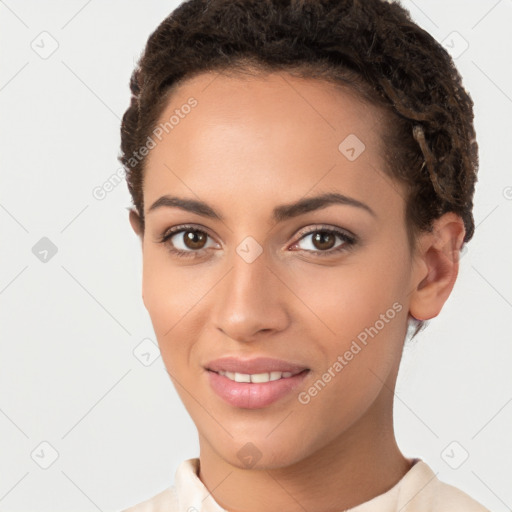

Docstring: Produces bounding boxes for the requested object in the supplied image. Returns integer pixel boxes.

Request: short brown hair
[119,0,479,337]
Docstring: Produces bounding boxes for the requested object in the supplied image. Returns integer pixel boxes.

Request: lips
[205,356,309,375]
[206,359,311,409]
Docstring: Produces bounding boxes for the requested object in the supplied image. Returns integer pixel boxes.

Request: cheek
[141,250,219,372]
[289,247,409,393]
[291,258,404,338]
[141,252,200,343]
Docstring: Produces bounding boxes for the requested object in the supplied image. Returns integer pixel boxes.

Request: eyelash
[157,224,357,259]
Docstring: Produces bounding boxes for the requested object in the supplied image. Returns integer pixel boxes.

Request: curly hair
[119,0,479,338]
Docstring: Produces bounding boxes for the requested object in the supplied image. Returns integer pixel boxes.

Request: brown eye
[292,226,356,257]
[311,231,336,251]
[158,225,218,259]
[182,230,208,250]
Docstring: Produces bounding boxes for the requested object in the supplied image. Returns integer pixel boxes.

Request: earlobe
[409,212,466,321]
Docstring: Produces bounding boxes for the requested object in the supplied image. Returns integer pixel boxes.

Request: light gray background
[1,1,511,510]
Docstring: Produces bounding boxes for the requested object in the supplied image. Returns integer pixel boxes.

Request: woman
[119,0,488,510]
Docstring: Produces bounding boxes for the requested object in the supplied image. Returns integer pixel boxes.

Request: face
[131,70,426,470]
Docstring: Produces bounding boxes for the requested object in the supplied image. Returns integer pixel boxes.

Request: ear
[128,207,146,306]
[409,212,466,321]
[128,207,143,242]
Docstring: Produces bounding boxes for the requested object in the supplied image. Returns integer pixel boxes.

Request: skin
[129,70,465,512]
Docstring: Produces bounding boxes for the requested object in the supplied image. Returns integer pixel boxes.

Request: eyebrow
[147,192,377,222]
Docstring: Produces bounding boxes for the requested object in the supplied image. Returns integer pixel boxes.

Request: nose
[212,248,290,343]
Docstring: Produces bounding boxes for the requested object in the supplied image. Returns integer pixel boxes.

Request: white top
[121,458,490,512]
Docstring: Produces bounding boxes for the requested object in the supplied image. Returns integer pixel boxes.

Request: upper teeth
[217,370,294,383]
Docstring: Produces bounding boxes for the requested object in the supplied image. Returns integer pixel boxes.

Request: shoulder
[400,460,490,512]
[120,486,178,512]
[430,476,490,512]
[119,458,203,512]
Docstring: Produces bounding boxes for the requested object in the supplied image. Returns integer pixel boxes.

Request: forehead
[143,71,404,220]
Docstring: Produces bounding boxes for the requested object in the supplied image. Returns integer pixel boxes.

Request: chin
[210,434,311,471]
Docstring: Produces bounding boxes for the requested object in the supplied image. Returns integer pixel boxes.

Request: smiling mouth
[206,367,311,408]
[208,368,309,383]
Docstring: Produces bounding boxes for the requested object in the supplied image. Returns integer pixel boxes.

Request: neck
[197,385,412,512]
